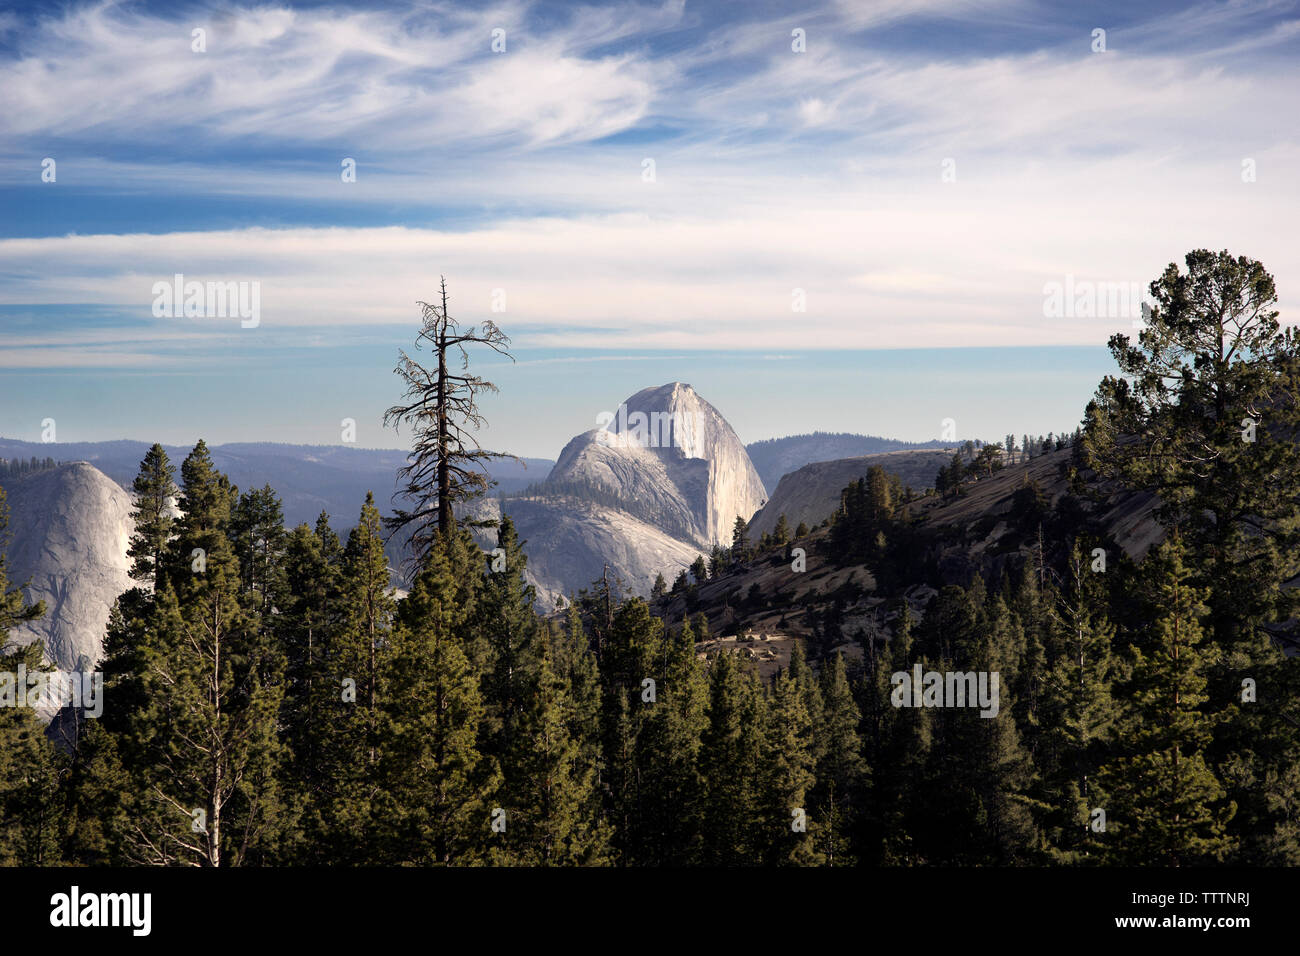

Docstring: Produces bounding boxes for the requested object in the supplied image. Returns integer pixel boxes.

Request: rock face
[478,383,767,606]
[466,496,704,610]
[548,383,767,547]
[2,462,134,672]
[748,449,957,537]
[745,433,948,497]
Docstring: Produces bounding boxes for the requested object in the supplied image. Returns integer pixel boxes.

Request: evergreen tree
[279,520,340,860]
[1038,544,1115,861]
[1100,536,1232,865]
[0,639,62,866]
[126,443,176,585]
[731,516,750,562]
[230,484,287,616]
[650,572,667,599]
[639,618,708,865]
[699,651,765,865]
[119,441,286,866]
[764,664,822,865]
[478,515,541,787]
[813,652,867,865]
[498,629,611,865]
[375,530,497,864]
[773,513,790,546]
[874,606,933,864]
[1085,250,1300,859]
[597,597,665,863]
[1085,251,1300,654]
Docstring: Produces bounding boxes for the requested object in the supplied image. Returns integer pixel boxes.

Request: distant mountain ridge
[0,437,552,533]
[745,431,950,494]
[2,415,964,641]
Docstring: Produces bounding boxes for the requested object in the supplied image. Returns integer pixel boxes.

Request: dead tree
[384,277,518,568]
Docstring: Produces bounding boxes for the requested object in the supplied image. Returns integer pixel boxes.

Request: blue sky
[1,0,1298,456]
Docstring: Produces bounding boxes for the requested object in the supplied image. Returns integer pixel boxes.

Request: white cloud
[2,0,1298,368]
[4,151,1298,364]
[0,1,663,149]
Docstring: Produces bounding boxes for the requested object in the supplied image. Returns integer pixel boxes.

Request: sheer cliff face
[3,463,133,672]
[547,383,767,548]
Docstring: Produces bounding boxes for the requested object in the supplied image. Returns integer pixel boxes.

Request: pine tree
[874,606,931,863]
[375,530,498,865]
[1083,252,1300,859]
[813,652,867,865]
[1100,536,1232,865]
[773,514,790,546]
[764,664,822,865]
[962,593,1040,863]
[383,277,517,565]
[1038,543,1115,861]
[230,484,287,616]
[308,493,396,862]
[639,618,708,864]
[498,629,611,865]
[116,441,287,866]
[700,650,765,865]
[126,443,175,585]
[278,520,339,860]
[1086,251,1300,652]
[478,515,541,782]
[58,716,133,865]
[597,597,664,863]
[553,602,603,777]
[731,516,750,562]
[0,639,62,866]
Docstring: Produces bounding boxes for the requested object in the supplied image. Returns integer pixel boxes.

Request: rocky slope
[655,446,1165,659]
[748,449,957,537]
[1,462,133,672]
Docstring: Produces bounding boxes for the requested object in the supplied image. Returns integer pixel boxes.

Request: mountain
[467,495,703,610]
[654,444,1166,664]
[1,462,133,674]
[744,432,949,495]
[547,383,766,546]
[748,448,957,537]
[485,383,766,607]
[0,437,552,532]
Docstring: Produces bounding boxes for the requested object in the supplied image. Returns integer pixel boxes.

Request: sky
[1,0,1298,457]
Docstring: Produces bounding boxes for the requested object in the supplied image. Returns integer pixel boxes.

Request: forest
[1,250,1299,867]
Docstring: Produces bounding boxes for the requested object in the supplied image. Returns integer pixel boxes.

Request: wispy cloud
[0,1,671,149]
[2,0,1297,369]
